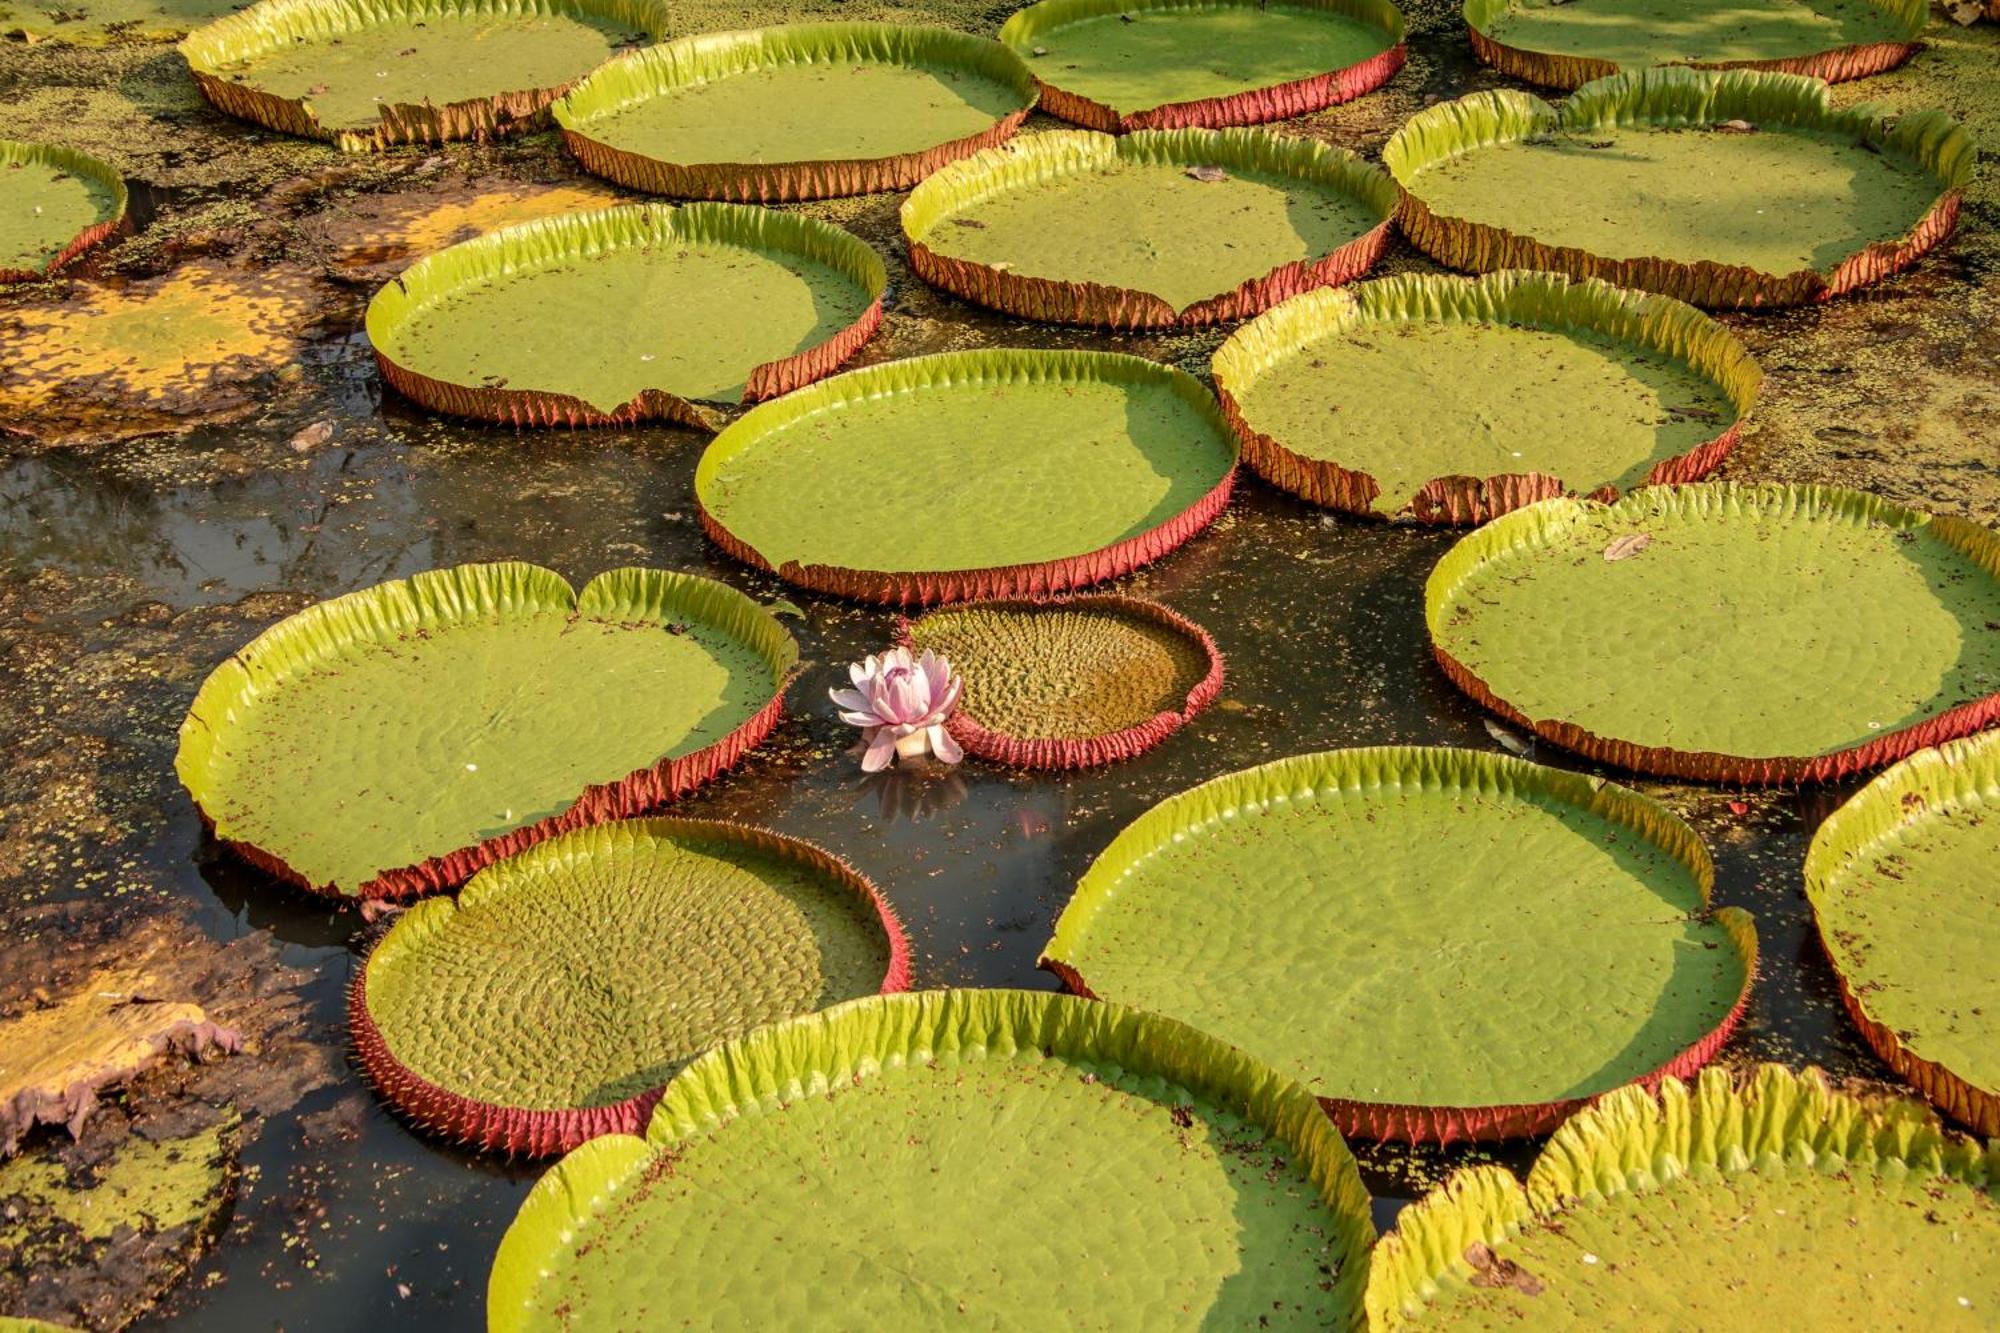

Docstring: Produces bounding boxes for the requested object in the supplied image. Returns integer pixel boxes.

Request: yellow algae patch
[311,178,627,282]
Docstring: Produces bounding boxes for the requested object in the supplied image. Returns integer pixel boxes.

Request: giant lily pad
[1428,484,2000,784]
[1465,0,1927,90]
[1212,271,1761,523]
[1366,1065,2000,1328]
[999,0,1405,132]
[488,989,1377,1329]
[1805,728,2000,1135]
[901,595,1223,770]
[0,141,126,284]
[1042,746,1756,1142]
[553,23,1039,201]
[696,350,1239,605]
[179,0,668,152]
[903,127,1396,328]
[175,563,799,900]
[351,818,908,1156]
[366,203,886,428]
[1383,68,1972,308]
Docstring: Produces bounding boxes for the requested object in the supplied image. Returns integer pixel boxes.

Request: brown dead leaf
[1185,165,1230,183]
[1466,1241,1545,1295]
[1714,119,1758,134]
[1947,0,1981,23]
[288,420,333,453]
[1603,532,1653,562]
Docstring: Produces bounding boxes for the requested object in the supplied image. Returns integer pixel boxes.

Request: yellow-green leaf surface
[1043,747,1752,1109]
[175,563,797,896]
[366,204,884,412]
[489,990,1377,1330]
[1468,0,1924,71]
[1427,485,2000,762]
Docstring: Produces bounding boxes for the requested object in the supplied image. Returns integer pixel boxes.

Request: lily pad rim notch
[174,560,801,901]
[179,0,672,152]
[1425,481,2000,784]
[1382,66,1974,309]
[1210,268,1763,524]
[348,815,913,1158]
[694,348,1241,607]
[1462,0,1928,91]
[896,593,1226,770]
[1040,743,1758,1143]
[901,126,1398,329]
[487,987,1379,1331]
[998,0,1408,132]
[1804,727,2000,1135]
[552,20,1040,201]
[1365,1063,2000,1329]
[0,138,129,284]
[365,201,888,429]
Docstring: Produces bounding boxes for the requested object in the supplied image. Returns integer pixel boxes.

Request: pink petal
[829,687,871,713]
[861,729,897,773]
[928,724,962,765]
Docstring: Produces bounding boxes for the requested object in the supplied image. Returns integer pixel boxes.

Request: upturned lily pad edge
[1365,1063,2000,1329]
[366,202,888,428]
[1804,728,2000,1135]
[174,561,801,901]
[1461,0,1927,91]
[1426,483,2000,784]
[1213,270,1763,523]
[695,350,1241,606]
[348,816,912,1157]
[901,127,1400,329]
[179,0,672,153]
[896,594,1226,770]
[487,988,1379,1332]
[1383,67,1974,309]
[0,139,129,283]
[553,22,1039,201]
[1040,744,1759,1142]
[998,0,1407,132]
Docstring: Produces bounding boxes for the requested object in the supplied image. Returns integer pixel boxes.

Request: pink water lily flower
[831,647,964,772]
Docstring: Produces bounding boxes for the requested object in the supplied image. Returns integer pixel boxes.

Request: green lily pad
[1806,728,2000,1136]
[0,140,126,284]
[0,0,245,44]
[1426,484,2000,783]
[351,818,908,1156]
[1367,1065,2000,1329]
[366,203,886,428]
[901,594,1223,769]
[902,127,1396,327]
[1043,746,1756,1141]
[1465,0,1926,90]
[179,0,667,152]
[175,563,799,900]
[1212,271,1761,523]
[553,22,1039,201]
[488,989,1377,1330]
[998,0,1404,132]
[695,350,1239,605]
[1383,68,1972,307]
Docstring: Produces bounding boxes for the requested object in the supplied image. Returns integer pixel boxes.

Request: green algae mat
[1426,484,2000,784]
[489,989,1377,1329]
[695,350,1239,605]
[1465,0,1926,90]
[366,203,886,429]
[1212,271,1760,523]
[0,0,244,44]
[0,140,126,283]
[999,0,1404,132]
[180,0,666,151]
[351,818,908,1156]
[1368,1065,2000,1328]
[1041,746,1756,1142]
[1806,728,2000,1136]
[175,562,798,900]
[1384,68,1972,308]
[903,127,1396,327]
[902,594,1223,769]
[553,23,1038,201]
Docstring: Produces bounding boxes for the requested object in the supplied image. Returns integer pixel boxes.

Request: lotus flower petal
[861,728,898,773]
[929,723,963,765]
[834,645,965,770]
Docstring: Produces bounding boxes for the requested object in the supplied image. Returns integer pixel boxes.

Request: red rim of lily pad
[347,818,911,1157]
[895,595,1225,770]
[901,127,1398,330]
[0,140,129,284]
[998,0,1407,133]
